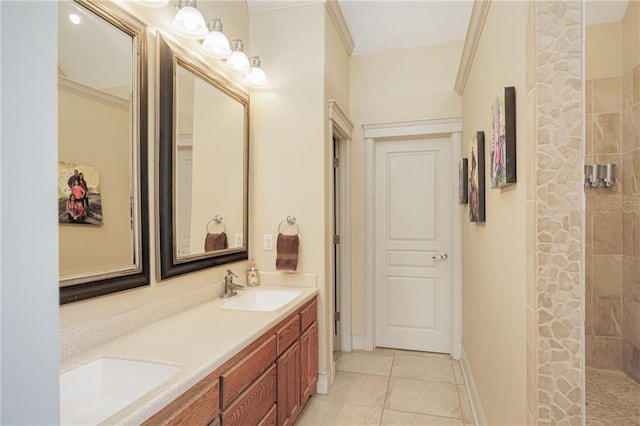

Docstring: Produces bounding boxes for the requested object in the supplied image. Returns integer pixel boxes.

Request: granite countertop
[60,285,318,425]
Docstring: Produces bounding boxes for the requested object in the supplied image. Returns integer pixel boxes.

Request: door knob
[432,253,448,261]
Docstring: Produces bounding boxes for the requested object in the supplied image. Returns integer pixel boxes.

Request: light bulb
[244,57,268,87]
[202,19,231,58]
[226,39,250,74]
[171,1,208,39]
[69,14,80,25]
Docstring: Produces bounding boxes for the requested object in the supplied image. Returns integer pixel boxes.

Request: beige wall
[250,2,348,382]
[460,2,528,424]
[58,83,134,276]
[60,1,251,327]
[348,42,462,337]
[586,23,623,80]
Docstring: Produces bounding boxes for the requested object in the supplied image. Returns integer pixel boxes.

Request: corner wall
[1,2,60,423]
[459,2,528,424]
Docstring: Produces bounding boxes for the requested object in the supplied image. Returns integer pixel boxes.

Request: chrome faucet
[221,269,244,299]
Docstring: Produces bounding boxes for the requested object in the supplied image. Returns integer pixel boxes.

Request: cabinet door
[300,321,318,404]
[276,340,300,426]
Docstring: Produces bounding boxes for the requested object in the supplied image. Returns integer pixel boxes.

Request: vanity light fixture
[201,18,231,58]
[69,13,81,25]
[226,39,251,74]
[244,56,268,88]
[171,0,208,39]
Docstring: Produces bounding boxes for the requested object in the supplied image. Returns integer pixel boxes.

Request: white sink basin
[60,358,180,425]
[219,289,300,312]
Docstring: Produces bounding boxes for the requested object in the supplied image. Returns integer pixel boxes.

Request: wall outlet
[234,233,243,247]
[263,234,273,251]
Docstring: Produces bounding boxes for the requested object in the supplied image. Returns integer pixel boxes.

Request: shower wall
[585,3,640,383]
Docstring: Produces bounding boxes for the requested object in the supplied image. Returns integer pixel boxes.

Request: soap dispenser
[247,259,260,286]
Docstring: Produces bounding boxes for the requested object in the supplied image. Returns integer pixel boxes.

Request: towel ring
[205,214,226,233]
[278,215,299,236]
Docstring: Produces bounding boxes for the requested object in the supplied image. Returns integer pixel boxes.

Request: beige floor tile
[452,360,464,384]
[380,409,464,425]
[385,377,461,418]
[457,384,473,422]
[319,371,389,408]
[297,398,382,426]
[392,353,455,384]
[337,349,396,376]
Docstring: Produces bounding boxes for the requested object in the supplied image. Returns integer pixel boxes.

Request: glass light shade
[244,57,268,87]
[135,0,169,7]
[226,40,250,74]
[201,19,231,58]
[171,4,208,39]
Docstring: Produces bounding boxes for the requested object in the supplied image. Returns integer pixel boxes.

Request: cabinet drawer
[276,315,300,355]
[299,298,317,332]
[221,335,276,408]
[143,374,219,426]
[258,404,277,426]
[221,364,277,426]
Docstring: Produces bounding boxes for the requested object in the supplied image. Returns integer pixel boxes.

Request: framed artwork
[490,86,516,188]
[469,132,486,222]
[58,161,103,225]
[459,158,468,204]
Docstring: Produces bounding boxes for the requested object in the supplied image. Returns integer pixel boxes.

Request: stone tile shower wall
[584,39,640,385]
[584,76,625,370]
[585,15,640,382]
[527,1,585,424]
[621,63,640,382]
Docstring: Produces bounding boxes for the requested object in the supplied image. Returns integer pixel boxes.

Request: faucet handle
[226,269,238,278]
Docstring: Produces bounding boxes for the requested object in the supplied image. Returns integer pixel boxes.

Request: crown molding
[58,76,130,110]
[247,0,324,14]
[454,0,491,95]
[325,0,354,56]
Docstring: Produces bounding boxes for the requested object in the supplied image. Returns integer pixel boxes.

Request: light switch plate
[263,234,273,251]
[234,233,243,247]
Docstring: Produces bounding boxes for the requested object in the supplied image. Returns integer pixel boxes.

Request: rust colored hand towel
[204,232,228,252]
[276,233,299,271]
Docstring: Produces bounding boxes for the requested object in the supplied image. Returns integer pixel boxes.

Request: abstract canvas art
[490,86,516,188]
[469,132,485,222]
[459,158,468,204]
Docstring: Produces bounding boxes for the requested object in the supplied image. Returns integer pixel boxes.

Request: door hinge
[333,235,340,244]
[334,312,341,322]
[333,158,339,168]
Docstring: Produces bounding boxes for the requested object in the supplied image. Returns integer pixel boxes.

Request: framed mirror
[157,35,249,280]
[58,0,149,303]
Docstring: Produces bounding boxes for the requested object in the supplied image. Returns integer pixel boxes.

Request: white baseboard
[461,348,486,426]
[352,335,375,351]
[316,372,329,395]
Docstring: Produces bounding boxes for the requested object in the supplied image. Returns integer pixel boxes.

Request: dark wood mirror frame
[59,0,149,304]
[157,34,249,280]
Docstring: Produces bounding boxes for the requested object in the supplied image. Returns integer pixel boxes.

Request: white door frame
[364,118,463,359]
[328,99,353,354]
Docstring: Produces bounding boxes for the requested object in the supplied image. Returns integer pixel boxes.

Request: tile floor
[586,368,640,426]
[297,349,475,426]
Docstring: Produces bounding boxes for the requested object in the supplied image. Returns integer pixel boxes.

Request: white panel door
[374,137,452,353]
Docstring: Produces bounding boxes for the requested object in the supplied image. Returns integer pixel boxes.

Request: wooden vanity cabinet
[300,321,318,403]
[142,370,220,426]
[276,297,318,426]
[143,295,317,426]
